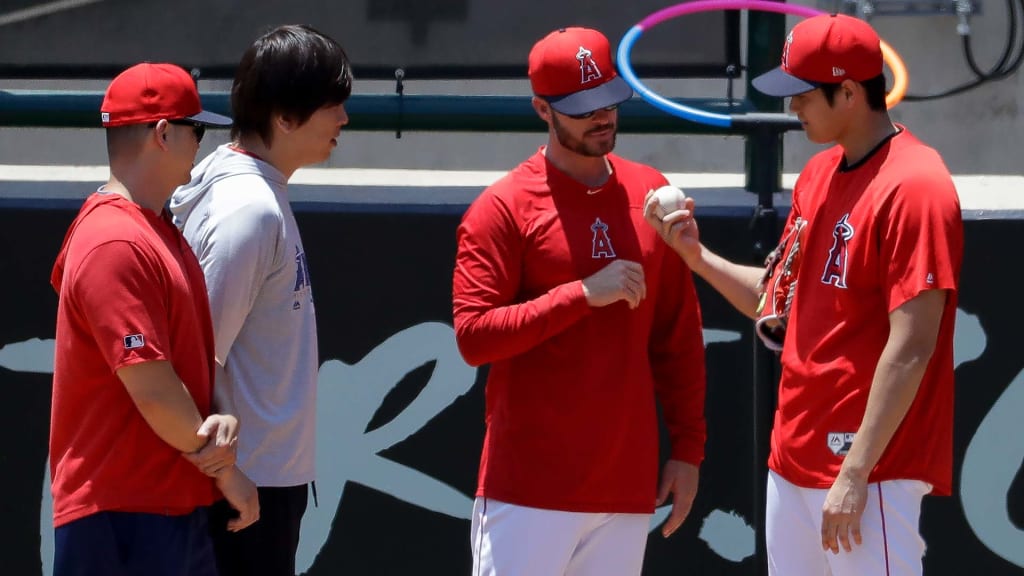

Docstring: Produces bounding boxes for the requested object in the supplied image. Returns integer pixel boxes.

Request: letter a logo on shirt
[821,213,854,288]
[293,245,313,310]
[577,46,603,85]
[591,218,616,259]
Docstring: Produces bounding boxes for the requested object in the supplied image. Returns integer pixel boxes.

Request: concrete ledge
[0,165,1020,218]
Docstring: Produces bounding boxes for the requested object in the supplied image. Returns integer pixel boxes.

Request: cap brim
[186,109,233,127]
[546,76,634,116]
[751,67,819,97]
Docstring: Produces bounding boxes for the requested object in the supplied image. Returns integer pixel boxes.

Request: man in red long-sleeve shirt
[452,26,707,576]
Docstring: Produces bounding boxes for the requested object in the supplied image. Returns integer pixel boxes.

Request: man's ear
[531,96,552,123]
[274,112,297,134]
[152,119,171,150]
[840,79,859,106]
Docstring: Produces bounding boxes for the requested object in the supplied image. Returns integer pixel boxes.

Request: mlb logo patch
[123,334,145,349]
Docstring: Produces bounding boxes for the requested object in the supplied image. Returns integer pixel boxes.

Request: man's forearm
[688,244,764,319]
[840,344,931,479]
[454,280,590,366]
[117,360,208,453]
[841,290,946,479]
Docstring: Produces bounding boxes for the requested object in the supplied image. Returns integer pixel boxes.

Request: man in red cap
[646,14,962,575]
[50,62,259,576]
[453,26,707,575]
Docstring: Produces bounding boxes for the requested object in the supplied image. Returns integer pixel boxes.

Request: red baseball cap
[528,27,633,116]
[101,62,232,127]
[752,14,882,97]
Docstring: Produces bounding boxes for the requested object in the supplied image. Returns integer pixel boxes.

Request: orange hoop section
[881,40,908,109]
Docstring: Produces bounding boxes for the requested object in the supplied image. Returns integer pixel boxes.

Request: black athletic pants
[209,484,309,576]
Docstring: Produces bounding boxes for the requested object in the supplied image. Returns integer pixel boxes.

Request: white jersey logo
[123,334,145,350]
[577,46,603,85]
[590,218,616,259]
[827,432,856,456]
[821,213,855,289]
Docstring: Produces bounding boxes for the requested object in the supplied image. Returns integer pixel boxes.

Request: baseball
[651,185,687,220]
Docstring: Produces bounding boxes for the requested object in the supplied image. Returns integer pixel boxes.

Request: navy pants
[54,508,218,576]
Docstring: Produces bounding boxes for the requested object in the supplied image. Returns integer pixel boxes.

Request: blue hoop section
[618,25,732,128]
[617,0,828,128]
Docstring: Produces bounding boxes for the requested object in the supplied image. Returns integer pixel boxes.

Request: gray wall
[0,1,1019,177]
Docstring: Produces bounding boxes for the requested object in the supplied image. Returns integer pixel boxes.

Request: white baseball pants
[766,470,931,576]
[470,497,651,576]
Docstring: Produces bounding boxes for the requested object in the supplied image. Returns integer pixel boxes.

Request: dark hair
[105,124,151,160]
[820,74,887,112]
[230,24,353,145]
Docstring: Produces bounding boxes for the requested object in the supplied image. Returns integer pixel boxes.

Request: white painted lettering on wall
[4,308,1016,573]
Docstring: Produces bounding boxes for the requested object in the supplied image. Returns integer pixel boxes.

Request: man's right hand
[216,465,260,532]
[582,259,646,309]
[644,190,702,268]
[184,414,239,477]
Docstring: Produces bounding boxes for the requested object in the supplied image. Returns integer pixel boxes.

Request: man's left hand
[821,470,868,554]
[656,459,699,538]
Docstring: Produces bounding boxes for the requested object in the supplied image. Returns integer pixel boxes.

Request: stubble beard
[552,113,617,157]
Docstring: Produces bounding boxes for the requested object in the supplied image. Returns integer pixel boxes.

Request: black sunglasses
[564,104,619,120]
[150,119,205,143]
[169,119,206,143]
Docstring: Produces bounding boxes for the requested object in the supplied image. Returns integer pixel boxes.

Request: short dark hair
[105,124,151,161]
[231,24,353,145]
[820,74,887,112]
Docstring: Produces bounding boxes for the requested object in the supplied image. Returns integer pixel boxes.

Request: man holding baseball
[646,14,963,575]
[452,26,707,576]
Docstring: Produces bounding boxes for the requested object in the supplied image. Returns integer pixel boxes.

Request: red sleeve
[452,189,591,367]
[71,240,172,372]
[650,246,707,465]
[880,170,963,312]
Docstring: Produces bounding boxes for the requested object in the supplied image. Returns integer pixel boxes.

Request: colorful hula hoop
[617,0,908,128]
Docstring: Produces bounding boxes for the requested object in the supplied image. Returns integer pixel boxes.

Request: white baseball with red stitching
[652,185,687,220]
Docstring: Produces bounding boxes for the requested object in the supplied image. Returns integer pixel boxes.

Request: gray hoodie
[170,144,317,487]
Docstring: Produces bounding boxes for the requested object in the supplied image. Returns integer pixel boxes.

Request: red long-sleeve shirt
[453,149,706,513]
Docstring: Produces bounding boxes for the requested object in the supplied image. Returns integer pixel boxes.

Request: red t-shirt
[50,192,217,527]
[770,128,963,495]
[453,149,706,513]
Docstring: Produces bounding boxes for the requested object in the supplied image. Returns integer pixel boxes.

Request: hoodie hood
[169,144,287,229]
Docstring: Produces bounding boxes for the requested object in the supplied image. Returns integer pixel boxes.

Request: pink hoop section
[636,0,821,29]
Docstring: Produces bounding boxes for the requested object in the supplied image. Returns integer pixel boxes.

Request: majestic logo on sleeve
[821,213,854,289]
[827,432,855,456]
[591,218,616,259]
[577,46,603,85]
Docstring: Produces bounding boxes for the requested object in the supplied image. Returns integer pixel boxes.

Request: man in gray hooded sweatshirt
[170,24,352,576]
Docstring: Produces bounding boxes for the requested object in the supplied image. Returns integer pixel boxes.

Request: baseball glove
[755,216,807,351]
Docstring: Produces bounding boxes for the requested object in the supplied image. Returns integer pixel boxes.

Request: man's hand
[643,190,701,267]
[656,459,700,537]
[216,465,260,532]
[183,414,238,477]
[821,470,868,554]
[581,260,646,309]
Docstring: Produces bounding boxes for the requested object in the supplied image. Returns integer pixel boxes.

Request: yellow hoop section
[881,40,908,109]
